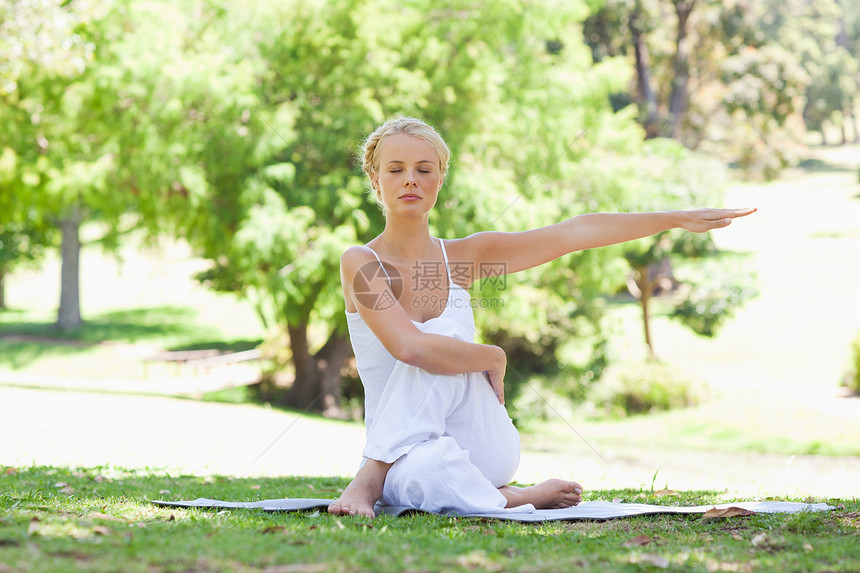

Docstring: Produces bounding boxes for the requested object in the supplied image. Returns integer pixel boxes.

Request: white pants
[362,322,533,514]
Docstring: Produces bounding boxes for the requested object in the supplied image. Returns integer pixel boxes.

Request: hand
[483,345,506,405]
[680,207,757,233]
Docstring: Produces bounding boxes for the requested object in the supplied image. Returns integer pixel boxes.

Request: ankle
[500,485,524,508]
[354,460,393,492]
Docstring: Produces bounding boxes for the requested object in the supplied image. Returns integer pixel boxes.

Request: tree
[174,0,640,414]
[788,0,860,144]
[835,0,860,141]
[583,0,847,177]
[0,0,170,329]
[0,147,51,310]
[0,0,94,317]
[573,137,756,357]
[1,0,264,330]
[583,0,714,140]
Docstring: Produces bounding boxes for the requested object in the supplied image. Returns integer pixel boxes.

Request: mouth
[399,193,422,200]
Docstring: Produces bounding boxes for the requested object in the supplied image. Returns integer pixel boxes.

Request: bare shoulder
[340,245,375,270]
[340,246,377,313]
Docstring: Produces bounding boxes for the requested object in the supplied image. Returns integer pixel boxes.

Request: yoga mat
[151,498,832,522]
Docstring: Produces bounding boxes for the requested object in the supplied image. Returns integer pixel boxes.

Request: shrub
[588,359,702,418]
[847,332,860,394]
[671,260,758,338]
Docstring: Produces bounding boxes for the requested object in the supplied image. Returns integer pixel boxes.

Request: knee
[393,437,466,477]
[477,424,521,487]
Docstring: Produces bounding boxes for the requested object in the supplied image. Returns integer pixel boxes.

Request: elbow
[388,335,424,368]
[392,334,442,372]
[396,348,422,368]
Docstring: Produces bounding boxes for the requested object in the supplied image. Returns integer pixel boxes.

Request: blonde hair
[361,117,450,185]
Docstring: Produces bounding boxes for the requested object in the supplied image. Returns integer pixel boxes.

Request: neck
[375,214,436,260]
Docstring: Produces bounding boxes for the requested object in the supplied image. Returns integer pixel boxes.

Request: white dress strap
[438,238,454,284]
[364,246,392,287]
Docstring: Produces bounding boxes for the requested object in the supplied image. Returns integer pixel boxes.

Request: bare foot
[327,459,392,518]
[500,478,583,509]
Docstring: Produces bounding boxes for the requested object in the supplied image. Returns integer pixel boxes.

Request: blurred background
[1,0,859,498]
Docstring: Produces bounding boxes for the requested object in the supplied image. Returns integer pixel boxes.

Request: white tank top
[345,238,476,427]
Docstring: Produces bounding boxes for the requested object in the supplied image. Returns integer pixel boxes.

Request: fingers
[493,378,505,405]
[709,207,757,221]
[495,375,505,405]
[485,370,505,404]
[732,207,757,217]
[689,207,756,232]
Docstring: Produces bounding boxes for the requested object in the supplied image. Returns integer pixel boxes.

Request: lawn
[1,466,857,573]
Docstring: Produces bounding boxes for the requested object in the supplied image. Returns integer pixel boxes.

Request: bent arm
[456,208,756,278]
[399,332,504,377]
[340,247,504,378]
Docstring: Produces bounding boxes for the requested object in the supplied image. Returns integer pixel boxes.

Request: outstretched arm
[452,208,756,280]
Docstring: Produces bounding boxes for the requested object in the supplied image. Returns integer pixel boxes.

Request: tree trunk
[835,0,848,50]
[852,107,860,143]
[668,0,695,139]
[0,265,6,310]
[641,288,654,356]
[628,266,658,357]
[284,322,352,417]
[56,208,83,331]
[630,5,659,138]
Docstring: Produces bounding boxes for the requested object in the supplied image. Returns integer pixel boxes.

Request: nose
[404,173,417,187]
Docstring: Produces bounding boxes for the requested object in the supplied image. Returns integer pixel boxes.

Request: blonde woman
[329,117,755,517]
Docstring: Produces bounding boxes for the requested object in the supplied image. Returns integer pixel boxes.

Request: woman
[329,117,755,517]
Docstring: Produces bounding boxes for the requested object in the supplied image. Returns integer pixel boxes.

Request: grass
[0,466,857,573]
[522,400,860,458]
[0,297,264,382]
[1,232,266,380]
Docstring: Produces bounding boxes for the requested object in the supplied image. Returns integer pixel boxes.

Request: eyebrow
[385,160,436,166]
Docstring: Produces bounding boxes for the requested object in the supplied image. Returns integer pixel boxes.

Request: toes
[336,503,371,517]
[327,497,377,517]
[555,497,581,509]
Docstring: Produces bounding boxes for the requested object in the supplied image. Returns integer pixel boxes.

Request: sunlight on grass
[1,466,856,573]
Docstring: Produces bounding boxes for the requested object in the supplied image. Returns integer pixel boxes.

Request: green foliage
[587,139,755,356]
[582,0,860,178]
[6,0,819,407]
[171,0,637,407]
[848,332,860,394]
[671,260,759,337]
[587,359,702,418]
[719,43,810,178]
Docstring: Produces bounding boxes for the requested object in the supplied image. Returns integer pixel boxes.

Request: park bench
[142,349,221,377]
[143,348,263,387]
[184,348,263,374]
